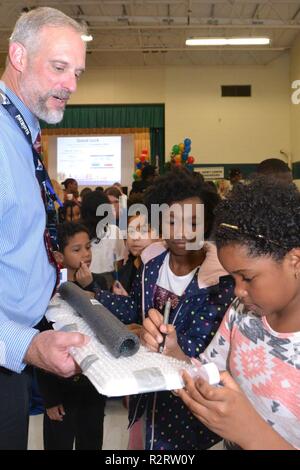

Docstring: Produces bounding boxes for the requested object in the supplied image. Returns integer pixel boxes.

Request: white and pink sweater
[201,298,300,449]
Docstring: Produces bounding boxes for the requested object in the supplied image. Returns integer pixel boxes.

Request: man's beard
[20,79,70,124]
[32,89,70,124]
[34,93,64,124]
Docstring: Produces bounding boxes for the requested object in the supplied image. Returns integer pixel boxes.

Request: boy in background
[37,222,107,450]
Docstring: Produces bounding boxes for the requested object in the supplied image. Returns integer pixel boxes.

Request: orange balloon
[136,169,142,177]
[174,154,182,162]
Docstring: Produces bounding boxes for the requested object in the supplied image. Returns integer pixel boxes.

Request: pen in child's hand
[159,298,172,353]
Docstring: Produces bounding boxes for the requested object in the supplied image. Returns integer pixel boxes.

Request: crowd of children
[140,175,300,450]
[86,170,235,450]
[35,162,299,450]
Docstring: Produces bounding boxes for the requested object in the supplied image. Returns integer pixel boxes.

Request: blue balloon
[182,153,188,161]
[136,162,142,169]
[184,145,191,153]
[184,138,191,146]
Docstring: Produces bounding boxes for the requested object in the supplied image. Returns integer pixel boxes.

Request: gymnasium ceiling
[0,0,299,67]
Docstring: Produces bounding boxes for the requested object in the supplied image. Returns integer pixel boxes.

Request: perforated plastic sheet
[46,295,191,397]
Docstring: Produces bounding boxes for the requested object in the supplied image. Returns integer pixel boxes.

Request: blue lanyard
[0,88,63,208]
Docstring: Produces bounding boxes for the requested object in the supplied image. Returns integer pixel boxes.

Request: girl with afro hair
[95,168,234,450]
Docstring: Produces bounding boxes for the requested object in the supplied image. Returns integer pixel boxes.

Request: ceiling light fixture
[185,37,270,46]
[81,34,93,42]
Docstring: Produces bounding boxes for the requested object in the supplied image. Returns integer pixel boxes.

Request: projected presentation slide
[57,136,121,185]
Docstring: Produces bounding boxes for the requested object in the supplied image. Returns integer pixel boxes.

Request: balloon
[168,137,195,169]
[133,173,138,180]
[140,155,146,162]
[141,148,148,155]
[136,169,142,177]
[135,157,141,163]
[182,153,188,161]
[136,162,142,169]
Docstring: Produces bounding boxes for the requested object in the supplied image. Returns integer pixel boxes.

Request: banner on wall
[196,167,224,180]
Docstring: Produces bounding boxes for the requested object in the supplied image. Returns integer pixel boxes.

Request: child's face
[163,197,204,255]
[218,243,300,316]
[127,215,156,257]
[66,205,81,223]
[62,232,92,271]
[68,181,78,194]
[107,194,120,219]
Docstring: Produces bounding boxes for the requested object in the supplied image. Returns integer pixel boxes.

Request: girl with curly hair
[142,177,300,450]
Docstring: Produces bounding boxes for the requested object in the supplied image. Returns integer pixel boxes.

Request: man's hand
[24,330,89,377]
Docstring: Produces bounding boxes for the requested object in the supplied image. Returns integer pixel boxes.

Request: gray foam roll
[59,282,140,358]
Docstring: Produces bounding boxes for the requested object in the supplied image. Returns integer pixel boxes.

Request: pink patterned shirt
[201,298,300,448]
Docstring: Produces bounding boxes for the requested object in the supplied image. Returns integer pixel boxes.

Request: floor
[28,398,129,450]
[28,398,223,450]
